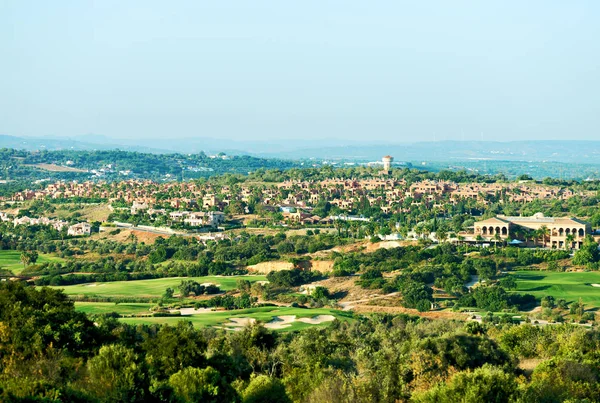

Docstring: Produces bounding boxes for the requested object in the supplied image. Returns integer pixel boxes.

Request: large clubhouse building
[471,213,592,249]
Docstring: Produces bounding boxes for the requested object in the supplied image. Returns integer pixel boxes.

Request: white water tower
[382,155,393,173]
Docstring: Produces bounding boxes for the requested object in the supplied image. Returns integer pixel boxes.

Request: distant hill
[0,134,170,154]
[3,134,600,164]
[259,140,600,164]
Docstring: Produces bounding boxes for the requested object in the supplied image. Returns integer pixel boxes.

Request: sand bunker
[300,285,317,295]
[200,282,220,287]
[175,307,214,316]
[296,315,336,325]
[223,317,256,329]
[85,283,105,287]
[218,314,336,331]
[591,284,600,288]
[264,314,335,328]
[265,315,296,330]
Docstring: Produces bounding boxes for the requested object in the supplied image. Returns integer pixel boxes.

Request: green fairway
[52,275,267,297]
[120,306,353,331]
[513,270,600,308]
[0,250,64,275]
[75,302,154,315]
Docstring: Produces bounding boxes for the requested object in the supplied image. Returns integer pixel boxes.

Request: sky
[0,1,599,144]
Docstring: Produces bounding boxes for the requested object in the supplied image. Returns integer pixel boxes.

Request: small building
[131,201,149,215]
[68,222,92,236]
[184,211,225,227]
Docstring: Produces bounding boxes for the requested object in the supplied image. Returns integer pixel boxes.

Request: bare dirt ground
[518,358,544,376]
[310,239,417,258]
[247,261,294,274]
[305,276,379,303]
[92,228,167,244]
[247,259,334,274]
[350,305,462,320]
[27,163,87,173]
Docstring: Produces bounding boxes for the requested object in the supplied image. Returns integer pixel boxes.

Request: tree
[492,232,501,251]
[437,229,448,244]
[86,344,146,402]
[148,246,168,264]
[565,234,575,250]
[474,259,496,281]
[20,250,38,268]
[412,365,518,403]
[572,236,599,266]
[179,280,206,297]
[143,321,207,379]
[169,366,237,403]
[243,375,291,403]
[570,298,585,318]
[499,276,517,290]
[163,287,174,299]
[312,286,330,300]
[475,235,484,247]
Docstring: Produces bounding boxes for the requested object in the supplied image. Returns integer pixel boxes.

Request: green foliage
[243,375,290,403]
[143,321,207,379]
[572,236,600,266]
[178,279,220,297]
[266,269,321,287]
[412,365,518,403]
[86,344,146,402]
[169,366,238,403]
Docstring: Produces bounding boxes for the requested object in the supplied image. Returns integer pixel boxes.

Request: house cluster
[6,178,595,227]
[1,211,91,236]
[13,216,69,231]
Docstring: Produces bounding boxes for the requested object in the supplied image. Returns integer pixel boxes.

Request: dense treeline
[2,282,600,402]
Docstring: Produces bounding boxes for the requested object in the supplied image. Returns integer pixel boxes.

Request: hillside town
[3,158,600,249]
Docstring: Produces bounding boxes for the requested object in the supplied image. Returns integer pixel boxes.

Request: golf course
[75,301,155,315]
[513,270,600,308]
[119,306,353,331]
[0,250,64,275]
[52,275,268,297]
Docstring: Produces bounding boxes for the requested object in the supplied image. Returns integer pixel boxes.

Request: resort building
[472,213,591,249]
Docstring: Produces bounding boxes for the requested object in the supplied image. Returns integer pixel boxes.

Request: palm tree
[437,229,448,244]
[493,232,502,251]
[457,235,465,252]
[538,226,550,248]
[475,235,484,248]
[565,234,575,250]
[20,252,31,269]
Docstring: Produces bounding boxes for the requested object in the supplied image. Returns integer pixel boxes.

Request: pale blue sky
[0,1,598,142]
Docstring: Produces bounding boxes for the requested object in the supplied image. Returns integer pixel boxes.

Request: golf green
[75,302,154,315]
[0,250,65,275]
[51,275,267,297]
[513,270,600,308]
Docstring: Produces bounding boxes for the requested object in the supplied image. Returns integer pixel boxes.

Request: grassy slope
[513,270,600,308]
[51,275,267,297]
[0,250,64,275]
[75,302,154,315]
[119,306,353,331]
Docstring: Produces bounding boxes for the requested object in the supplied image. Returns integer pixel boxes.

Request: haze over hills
[3,133,600,164]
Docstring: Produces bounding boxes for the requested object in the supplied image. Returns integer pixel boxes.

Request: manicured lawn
[120,306,354,331]
[75,302,154,315]
[0,250,64,275]
[51,275,267,297]
[512,270,600,308]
